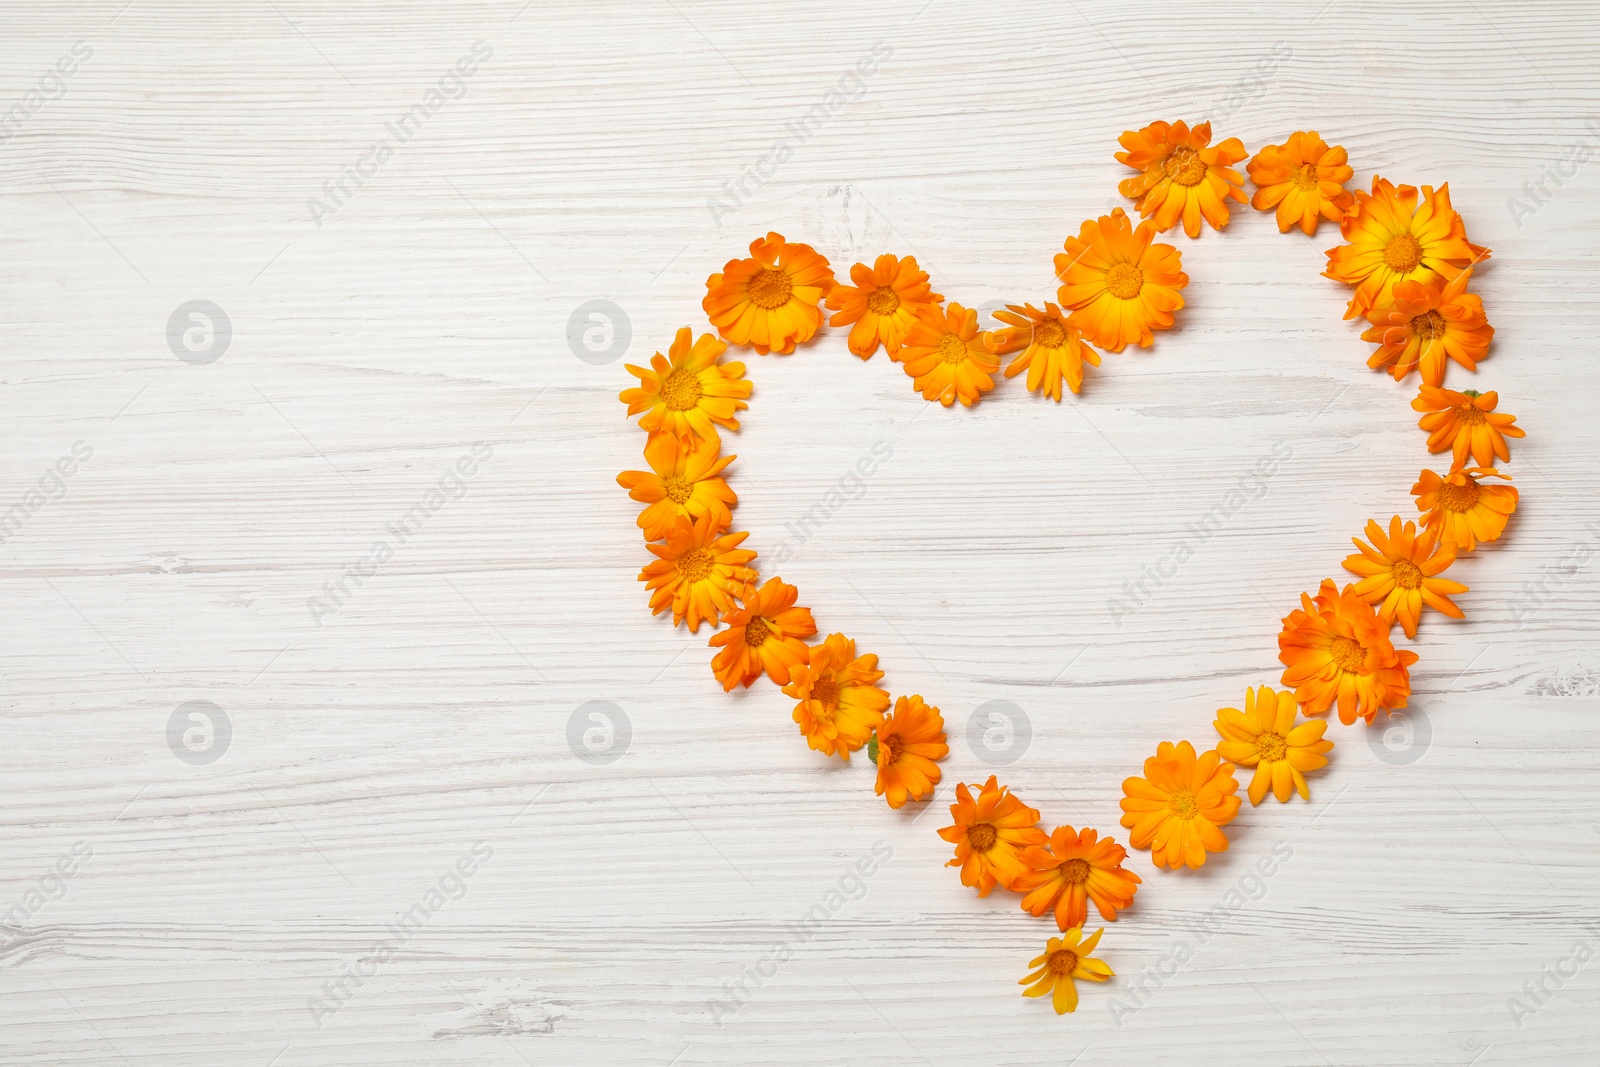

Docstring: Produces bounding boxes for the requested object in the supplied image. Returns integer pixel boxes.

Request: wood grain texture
[3,0,1599,1063]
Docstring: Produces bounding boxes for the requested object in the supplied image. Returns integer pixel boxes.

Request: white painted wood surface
[3,1,1598,1063]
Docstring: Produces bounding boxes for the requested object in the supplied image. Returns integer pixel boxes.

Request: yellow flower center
[1255,732,1288,762]
[1330,635,1367,673]
[967,823,998,851]
[662,474,692,504]
[810,676,841,710]
[743,615,771,648]
[936,333,970,364]
[1410,309,1446,341]
[1393,557,1423,589]
[1106,262,1144,300]
[1457,401,1487,425]
[1163,146,1208,187]
[747,267,794,309]
[867,285,901,315]
[660,368,703,412]
[1061,857,1091,885]
[1439,479,1480,513]
[1033,318,1067,348]
[1167,790,1197,820]
[1290,163,1320,191]
[1383,232,1423,273]
[1047,948,1079,975]
[878,732,901,765]
[676,548,712,583]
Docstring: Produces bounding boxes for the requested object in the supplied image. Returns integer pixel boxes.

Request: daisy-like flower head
[1115,120,1247,238]
[616,432,737,541]
[824,253,943,360]
[620,327,751,443]
[1020,926,1113,1015]
[1246,130,1355,235]
[1413,466,1517,553]
[1055,208,1188,353]
[707,577,817,691]
[1015,826,1142,932]
[702,232,836,356]
[899,302,1001,407]
[1361,266,1493,386]
[1213,685,1334,806]
[870,694,948,809]
[1118,740,1240,870]
[988,302,1102,400]
[637,512,757,632]
[1413,385,1524,468]
[1342,516,1467,639]
[1323,178,1490,320]
[1278,579,1419,725]
[937,775,1047,897]
[781,633,888,759]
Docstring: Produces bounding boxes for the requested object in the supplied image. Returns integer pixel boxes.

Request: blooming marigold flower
[1413,385,1524,468]
[1246,130,1355,235]
[899,302,1000,407]
[1361,266,1493,386]
[1015,826,1141,931]
[824,253,942,360]
[1342,516,1467,639]
[702,232,835,356]
[938,775,1047,896]
[620,327,751,443]
[1020,926,1113,1015]
[1119,740,1240,870]
[708,577,816,690]
[1278,579,1418,725]
[1213,685,1333,806]
[637,513,756,632]
[1056,208,1187,353]
[616,432,737,541]
[1412,466,1517,552]
[988,302,1102,400]
[870,694,948,808]
[1116,120,1247,238]
[782,633,888,759]
[1323,178,1489,320]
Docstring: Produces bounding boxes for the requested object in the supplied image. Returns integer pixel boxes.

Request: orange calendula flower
[637,513,757,632]
[620,327,751,443]
[1213,685,1333,806]
[1342,516,1467,639]
[1119,740,1240,870]
[938,775,1047,896]
[1246,130,1355,235]
[1413,385,1524,468]
[1015,826,1141,932]
[1413,466,1517,552]
[1324,178,1490,320]
[824,253,942,359]
[899,302,1000,407]
[616,432,737,541]
[988,302,1102,400]
[708,577,816,690]
[870,694,948,809]
[1116,120,1247,238]
[782,633,888,759]
[1056,209,1187,353]
[1020,926,1113,1015]
[1278,579,1419,725]
[1361,266,1493,386]
[702,232,835,356]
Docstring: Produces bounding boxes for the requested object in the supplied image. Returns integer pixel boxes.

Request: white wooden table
[3,1,1598,1063]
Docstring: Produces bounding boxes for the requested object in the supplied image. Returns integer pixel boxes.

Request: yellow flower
[1055,209,1187,353]
[703,232,835,355]
[988,302,1101,400]
[1213,685,1333,805]
[619,327,751,443]
[824,254,942,359]
[899,303,1000,407]
[1116,120,1247,237]
[1020,926,1113,1015]
[616,432,736,541]
[1246,130,1354,235]
[1342,516,1467,639]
